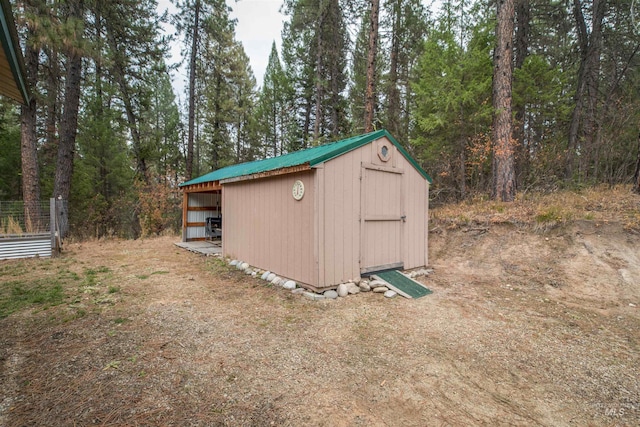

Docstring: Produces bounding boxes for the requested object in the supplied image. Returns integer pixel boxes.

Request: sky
[157,0,286,101]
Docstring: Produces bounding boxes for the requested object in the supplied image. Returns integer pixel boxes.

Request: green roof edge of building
[180,129,432,187]
[0,0,31,104]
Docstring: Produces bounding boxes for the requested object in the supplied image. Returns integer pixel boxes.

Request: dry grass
[0,189,639,426]
[431,184,640,232]
[0,216,24,235]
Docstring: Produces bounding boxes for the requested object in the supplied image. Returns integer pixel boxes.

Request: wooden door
[360,163,404,274]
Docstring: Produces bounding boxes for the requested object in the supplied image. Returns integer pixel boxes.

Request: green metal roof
[180,129,432,187]
[0,0,30,104]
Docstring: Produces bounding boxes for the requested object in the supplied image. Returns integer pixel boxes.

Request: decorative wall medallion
[292,180,305,200]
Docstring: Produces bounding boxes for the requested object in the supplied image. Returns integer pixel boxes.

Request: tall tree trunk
[566,0,606,181]
[195,104,200,176]
[459,149,466,199]
[513,0,529,185]
[327,0,344,136]
[186,0,201,180]
[387,0,401,137]
[93,4,108,237]
[55,0,84,201]
[303,94,312,146]
[492,0,516,202]
[21,25,41,230]
[212,66,222,171]
[364,0,379,133]
[105,21,148,182]
[44,48,59,151]
[118,75,148,180]
[594,43,640,182]
[313,6,325,141]
[581,0,605,179]
[236,87,243,162]
[272,93,278,156]
[634,132,640,194]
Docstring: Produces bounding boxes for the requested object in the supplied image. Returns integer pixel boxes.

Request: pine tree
[173,0,227,179]
[513,0,530,183]
[412,3,493,199]
[145,65,183,182]
[54,0,84,201]
[492,0,516,202]
[282,0,349,145]
[19,0,45,227]
[228,42,257,163]
[101,0,168,183]
[74,78,133,238]
[256,42,293,157]
[364,0,379,132]
[566,0,607,181]
[382,0,430,144]
[348,12,370,135]
[635,131,640,193]
[0,101,21,199]
[200,12,235,170]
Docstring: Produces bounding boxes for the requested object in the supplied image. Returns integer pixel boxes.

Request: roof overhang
[0,0,30,104]
[219,164,311,184]
[181,181,222,193]
[179,130,433,189]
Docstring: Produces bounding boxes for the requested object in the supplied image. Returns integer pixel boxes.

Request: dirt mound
[430,221,640,309]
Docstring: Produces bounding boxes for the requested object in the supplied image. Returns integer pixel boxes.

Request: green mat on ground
[374,270,432,299]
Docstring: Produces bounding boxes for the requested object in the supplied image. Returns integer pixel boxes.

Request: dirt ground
[1,219,639,426]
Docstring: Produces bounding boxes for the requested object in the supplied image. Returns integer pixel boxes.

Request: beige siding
[403,160,429,269]
[321,136,428,283]
[222,171,316,287]
[219,135,428,290]
[320,147,363,286]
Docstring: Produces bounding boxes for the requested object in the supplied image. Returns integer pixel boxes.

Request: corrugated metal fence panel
[186,226,207,240]
[0,234,51,260]
[187,210,214,223]
[188,193,219,207]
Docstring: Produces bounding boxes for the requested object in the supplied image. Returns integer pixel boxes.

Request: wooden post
[50,198,57,255]
[634,132,640,194]
[182,191,189,242]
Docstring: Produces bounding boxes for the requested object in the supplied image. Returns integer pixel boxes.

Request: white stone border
[226,258,432,301]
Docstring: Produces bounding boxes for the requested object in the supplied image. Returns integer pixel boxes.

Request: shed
[179,129,432,291]
[0,0,30,104]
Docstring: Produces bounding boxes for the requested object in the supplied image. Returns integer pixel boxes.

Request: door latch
[400,215,406,222]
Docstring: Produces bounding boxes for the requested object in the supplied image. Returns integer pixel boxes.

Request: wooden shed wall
[316,149,362,286]
[320,136,428,284]
[403,156,429,269]
[218,135,427,290]
[222,170,316,287]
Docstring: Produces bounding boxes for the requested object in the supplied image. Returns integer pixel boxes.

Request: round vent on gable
[378,143,391,162]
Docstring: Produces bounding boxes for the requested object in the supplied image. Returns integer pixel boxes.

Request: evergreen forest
[2,0,639,238]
